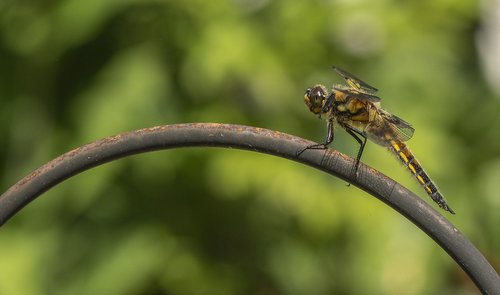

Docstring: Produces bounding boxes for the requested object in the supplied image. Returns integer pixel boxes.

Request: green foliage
[1,0,498,294]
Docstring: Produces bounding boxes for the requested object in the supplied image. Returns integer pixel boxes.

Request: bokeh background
[1,0,499,294]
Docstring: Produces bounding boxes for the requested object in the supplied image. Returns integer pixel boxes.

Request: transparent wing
[333,66,378,94]
[334,87,381,103]
[364,110,414,146]
[380,110,415,142]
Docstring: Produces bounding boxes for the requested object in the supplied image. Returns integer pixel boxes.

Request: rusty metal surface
[0,123,498,293]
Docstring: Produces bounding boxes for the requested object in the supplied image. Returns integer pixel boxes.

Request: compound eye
[304,85,327,114]
[311,86,326,102]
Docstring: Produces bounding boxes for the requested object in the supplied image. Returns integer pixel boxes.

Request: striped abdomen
[389,140,454,214]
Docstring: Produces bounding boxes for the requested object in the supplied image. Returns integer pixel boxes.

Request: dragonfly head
[304,85,328,115]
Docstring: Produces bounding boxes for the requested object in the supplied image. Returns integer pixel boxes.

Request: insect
[300,66,454,214]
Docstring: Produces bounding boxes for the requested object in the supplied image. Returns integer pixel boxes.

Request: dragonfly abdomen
[389,140,455,214]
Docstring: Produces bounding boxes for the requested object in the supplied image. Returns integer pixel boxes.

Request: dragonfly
[300,66,454,214]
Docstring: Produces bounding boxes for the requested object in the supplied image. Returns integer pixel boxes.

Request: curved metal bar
[0,123,499,293]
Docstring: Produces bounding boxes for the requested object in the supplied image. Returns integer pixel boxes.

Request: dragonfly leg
[345,126,367,183]
[297,119,334,156]
[321,93,335,113]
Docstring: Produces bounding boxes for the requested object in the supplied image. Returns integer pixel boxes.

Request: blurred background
[1,0,499,294]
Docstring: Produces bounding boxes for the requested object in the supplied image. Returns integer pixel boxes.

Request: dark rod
[0,123,498,294]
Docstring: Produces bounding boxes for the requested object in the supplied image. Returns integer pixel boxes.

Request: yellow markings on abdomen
[389,140,437,197]
[408,163,417,175]
[391,140,412,167]
[389,140,454,213]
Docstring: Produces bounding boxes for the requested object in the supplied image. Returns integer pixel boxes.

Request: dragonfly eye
[304,85,327,115]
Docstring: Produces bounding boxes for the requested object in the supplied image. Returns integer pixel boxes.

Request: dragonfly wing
[380,110,415,142]
[334,87,381,103]
[333,66,378,94]
[364,109,415,146]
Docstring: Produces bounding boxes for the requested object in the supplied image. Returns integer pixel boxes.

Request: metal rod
[0,123,498,294]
